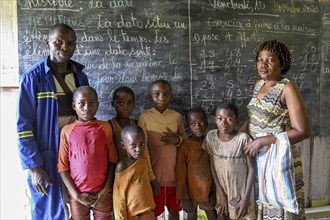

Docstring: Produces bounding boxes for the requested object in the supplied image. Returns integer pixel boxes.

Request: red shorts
[153,186,182,217]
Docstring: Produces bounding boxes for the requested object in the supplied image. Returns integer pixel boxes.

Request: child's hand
[181,199,194,213]
[215,193,228,216]
[236,197,249,218]
[151,179,160,196]
[92,190,109,207]
[160,127,180,145]
[76,192,97,207]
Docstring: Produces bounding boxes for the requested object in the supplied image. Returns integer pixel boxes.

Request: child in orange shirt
[176,107,217,220]
[113,124,155,219]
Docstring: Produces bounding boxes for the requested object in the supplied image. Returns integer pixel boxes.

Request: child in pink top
[58,86,118,219]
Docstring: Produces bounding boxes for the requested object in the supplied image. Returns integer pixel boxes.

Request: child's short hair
[150,79,172,93]
[121,124,145,141]
[112,86,135,101]
[73,86,98,101]
[185,107,207,123]
[216,103,238,118]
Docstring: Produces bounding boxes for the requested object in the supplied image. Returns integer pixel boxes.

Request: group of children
[58,79,256,220]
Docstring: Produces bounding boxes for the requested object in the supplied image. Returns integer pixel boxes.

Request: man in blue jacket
[17,23,89,219]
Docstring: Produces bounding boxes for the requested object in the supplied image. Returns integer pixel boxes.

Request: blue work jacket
[17,56,89,220]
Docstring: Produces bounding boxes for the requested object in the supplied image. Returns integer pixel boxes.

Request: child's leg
[92,193,112,219]
[153,186,166,217]
[216,214,229,220]
[204,209,217,220]
[186,208,198,220]
[69,198,90,220]
[199,201,217,220]
[165,186,181,220]
[167,208,179,220]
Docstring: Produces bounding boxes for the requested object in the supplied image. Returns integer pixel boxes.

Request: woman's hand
[243,138,263,157]
[244,135,274,156]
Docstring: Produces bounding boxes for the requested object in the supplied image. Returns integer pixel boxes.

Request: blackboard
[17,0,330,136]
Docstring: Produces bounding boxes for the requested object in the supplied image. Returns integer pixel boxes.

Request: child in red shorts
[138,80,185,219]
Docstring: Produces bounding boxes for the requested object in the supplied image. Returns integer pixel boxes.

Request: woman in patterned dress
[240,40,310,219]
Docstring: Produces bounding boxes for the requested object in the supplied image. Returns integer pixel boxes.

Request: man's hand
[30,166,52,195]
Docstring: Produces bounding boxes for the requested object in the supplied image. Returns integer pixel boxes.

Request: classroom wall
[0,1,329,219]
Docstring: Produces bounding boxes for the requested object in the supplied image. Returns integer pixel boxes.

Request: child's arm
[94,122,117,202]
[210,157,228,216]
[59,171,97,207]
[236,155,255,218]
[113,174,128,219]
[138,114,159,195]
[176,141,194,213]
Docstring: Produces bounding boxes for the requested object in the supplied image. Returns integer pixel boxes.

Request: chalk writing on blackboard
[17,0,328,135]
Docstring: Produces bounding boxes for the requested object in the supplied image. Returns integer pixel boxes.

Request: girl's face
[149,83,173,113]
[256,50,283,80]
[112,92,135,119]
[121,133,145,160]
[72,91,99,122]
[187,112,207,140]
[215,108,239,135]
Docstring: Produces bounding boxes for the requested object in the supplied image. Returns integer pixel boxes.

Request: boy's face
[121,133,145,160]
[149,83,173,113]
[46,27,76,64]
[215,108,239,135]
[187,112,207,140]
[111,92,135,119]
[72,91,99,122]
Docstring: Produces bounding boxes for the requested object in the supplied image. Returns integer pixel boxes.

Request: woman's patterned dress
[247,78,305,220]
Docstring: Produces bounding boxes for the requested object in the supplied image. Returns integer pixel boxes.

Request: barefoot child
[108,86,137,160]
[138,79,185,219]
[176,107,217,220]
[58,86,118,219]
[203,103,256,220]
[113,124,156,219]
